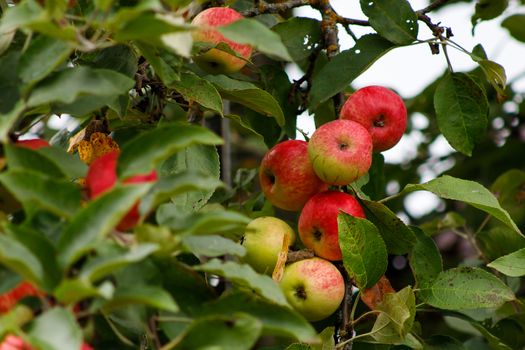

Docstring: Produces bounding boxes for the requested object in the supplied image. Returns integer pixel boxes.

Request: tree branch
[241,0,310,17]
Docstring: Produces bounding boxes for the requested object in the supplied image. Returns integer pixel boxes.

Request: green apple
[280,257,345,321]
[242,217,295,274]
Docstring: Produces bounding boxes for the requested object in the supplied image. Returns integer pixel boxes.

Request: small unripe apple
[191,7,252,74]
[85,150,157,231]
[259,140,327,212]
[15,139,50,150]
[242,216,296,274]
[360,275,395,310]
[308,119,372,186]
[298,191,365,261]
[340,86,407,152]
[280,257,345,322]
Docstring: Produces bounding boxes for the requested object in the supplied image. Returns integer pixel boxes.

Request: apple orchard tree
[0,0,525,349]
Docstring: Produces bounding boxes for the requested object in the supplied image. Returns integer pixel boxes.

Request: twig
[241,0,310,17]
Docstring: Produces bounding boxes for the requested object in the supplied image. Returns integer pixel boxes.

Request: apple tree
[0,0,524,349]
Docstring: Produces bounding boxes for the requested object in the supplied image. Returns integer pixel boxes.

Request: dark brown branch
[417,0,451,15]
[241,0,310,17]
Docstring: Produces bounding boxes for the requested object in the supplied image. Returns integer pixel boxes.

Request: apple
[340,86,407,152]
[0,335,92,350]
[242,216,296,274]
[360,275,395,310]
[308,119,372,186]
[298,191,365,261]
[259,140,327,212]
[85,150,157,231]
[0,282,41,314]
[279,257,345,321]
[191,7,252,74]
[14,139,50,150]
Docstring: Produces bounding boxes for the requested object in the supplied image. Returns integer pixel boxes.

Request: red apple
[191,7,252,74]
[340,86,407,152]
[279,257,345,321]
[85,150,157,231]
[298,191,365,261]
[259,140,327,212]
[0,282,42,314]
[360,275,395,310]
[242,216,296,274]
[15,139,50,150]
[308,119,372,186]
[0,335,92,350]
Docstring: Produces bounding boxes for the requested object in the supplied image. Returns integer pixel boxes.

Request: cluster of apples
[243,86,406,321]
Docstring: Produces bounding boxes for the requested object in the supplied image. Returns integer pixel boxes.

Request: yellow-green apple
[242,216,295,274]
[279,257,345,321]
[308,119,372,186]
[259,140,327,211]
[340,86,407,152]
[15,139,50,150]
[85,150,157,231]
[191,7,252,74]
[298,191,365,261]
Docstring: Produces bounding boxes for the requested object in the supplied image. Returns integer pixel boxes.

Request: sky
[291,0,525,218]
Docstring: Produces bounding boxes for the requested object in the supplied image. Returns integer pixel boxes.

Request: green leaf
[54,279,114,305]
[309,35,395,109]
[195,259,289,306]
[362,200,416,255]
[160,144,221,215]
[501,14,525,42]
[37,146,87,180]
[490,169,525,227]
[360,0,418,45]
[371,287,416,344]
[419,267,516,310]
[57,184,152,269]
[80,244,159,283]
[182,235,245,258]
[139,170,223,215]
[27,308,83,350]
[87,44,138,78]
[0,51,22,115]
[487,248,525,277]
[338,212,388,289]
[118,123,222,178]
[174,314,262,350]
[5,144,64,179]
[434,72,489,156]
[205,75,285,126]
[403,175,522,235]
[477,227,525,261]
[137,43,181,85]
[219,19,292,61]
[408,227,442,288]
[425,335,467,350]
[472,0,508,23]
[0,170,81,218]
[18,35,72,89]
[269,17,321,66]
[0,235,44,286]
[198,291,319,343]
[27,67,135,108]
[180,210,251,238]
[477,59,507,97]
[100,285,178,312]
[169,72,223,114]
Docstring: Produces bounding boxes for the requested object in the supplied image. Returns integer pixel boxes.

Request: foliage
[0,0,524,349]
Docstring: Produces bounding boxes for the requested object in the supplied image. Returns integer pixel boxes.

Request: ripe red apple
[340,86,407,152]
[308,119,372,186]
[85,150,157,231]
[360,275,395,310]
[259,140,327,212]
[0,335,92,350]
[0,282,41,314]
[279,257,345,321]
[191,7,252,74]
[242,216,296,274]
[298,191,365,261]
[15,139,50,150]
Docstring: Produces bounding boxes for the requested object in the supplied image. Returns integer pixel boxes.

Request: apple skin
[340,86,407,152]
[298,191,365,261]
[0,335,92,350]
[15,139,50,150]
[85,150,157,231]
[0,282,41,314]
[279,257,345,322]
[259,140,328,212]
[361,275,395,310]
[242,216,296,274]
[191,7,252,74]
[308,119,372,186]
